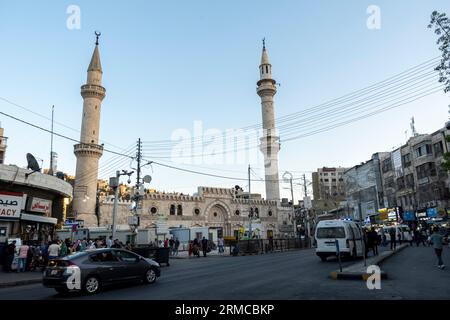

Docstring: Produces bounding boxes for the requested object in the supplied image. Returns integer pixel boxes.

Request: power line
[0,110,135,159]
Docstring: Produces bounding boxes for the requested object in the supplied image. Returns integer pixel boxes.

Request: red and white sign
[30,197,52,214]
[0,191,23,219]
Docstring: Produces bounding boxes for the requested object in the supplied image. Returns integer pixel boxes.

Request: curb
[0,278,41,288]
[330,244,409,281]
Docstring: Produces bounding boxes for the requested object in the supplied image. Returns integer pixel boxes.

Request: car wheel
[320,255,327,262]
[83,276,101,294]
[144,268,157,284]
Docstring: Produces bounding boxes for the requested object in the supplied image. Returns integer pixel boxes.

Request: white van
[315,220,364,261]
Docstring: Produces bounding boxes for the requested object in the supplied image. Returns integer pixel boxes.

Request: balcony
[74,143,103,157]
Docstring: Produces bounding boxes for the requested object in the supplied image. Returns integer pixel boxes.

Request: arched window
[265,65,269,73]
[194,208,200,216]
[235,210,240,216]
[177,205,183,216]
[170,204,176,215]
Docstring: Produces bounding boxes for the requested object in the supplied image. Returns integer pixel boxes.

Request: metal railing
[231,238,311,256]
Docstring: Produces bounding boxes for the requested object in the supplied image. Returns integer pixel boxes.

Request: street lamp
[282,171,296,237]
[110,170,134,240]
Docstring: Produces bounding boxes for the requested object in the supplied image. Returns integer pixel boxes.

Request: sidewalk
[329,243,409,280]
[170,249,231,259]
[0,270,42,288]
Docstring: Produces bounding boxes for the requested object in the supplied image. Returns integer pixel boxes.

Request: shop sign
[427,208,438,218]
[403,211,416,221]
[0,192,23,219]
[29,197,52,214]
[417,211,427,218]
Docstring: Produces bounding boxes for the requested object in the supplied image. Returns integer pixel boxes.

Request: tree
[429,11,450,170]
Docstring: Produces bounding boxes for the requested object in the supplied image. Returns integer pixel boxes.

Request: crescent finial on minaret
[262,37,266,49]
[95,31,101,45]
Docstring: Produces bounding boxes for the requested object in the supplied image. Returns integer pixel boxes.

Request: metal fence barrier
[230,238,311,256]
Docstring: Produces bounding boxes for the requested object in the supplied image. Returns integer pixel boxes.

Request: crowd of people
[1,236,138,273]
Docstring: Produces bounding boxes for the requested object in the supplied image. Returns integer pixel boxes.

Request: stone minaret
[257,41,280,201]
[72,34,106,227]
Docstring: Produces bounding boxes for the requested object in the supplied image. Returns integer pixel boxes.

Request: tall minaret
[257,40,280,201]
[72,33,106,227]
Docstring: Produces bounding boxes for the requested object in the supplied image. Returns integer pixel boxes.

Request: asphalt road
[0,246,448,300]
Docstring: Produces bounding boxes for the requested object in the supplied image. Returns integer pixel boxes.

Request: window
[339,178,344,182]
[415,144,432,158]
[177,205,183,216]
[416,162,437,179]
[332,179,336,182]
[331,172,336,176]
[316,227,345,239]
[235,210,240,216]
[268,210,273,216]
[434,141,444,157]
[150,207,157,214]
[170,205,175,215]
[382,158,392,173]
[405,174,414,188]
[320,179,323,182]
[89,251,117,263]
[397,177,405,190]
[323,173,328,176]
[194,208,200,215]
[324,179,329,182]
[402,153,411,167]
[114,250,138,263]
[265,65,269,73]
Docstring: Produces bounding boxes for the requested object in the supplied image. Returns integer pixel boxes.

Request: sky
[0,0,450,202]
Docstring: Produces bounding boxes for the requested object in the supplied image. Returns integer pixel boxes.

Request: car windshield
[65,252,88,260]
[317,227,346,239]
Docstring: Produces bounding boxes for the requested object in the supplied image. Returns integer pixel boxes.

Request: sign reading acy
[0,192,23,219]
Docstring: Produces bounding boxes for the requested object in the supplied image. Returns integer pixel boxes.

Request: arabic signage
[28,197,52,215]
[427,207,438,218]
[0,192,23,219]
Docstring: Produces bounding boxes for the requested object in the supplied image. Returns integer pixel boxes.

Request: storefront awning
[20,213,57,225]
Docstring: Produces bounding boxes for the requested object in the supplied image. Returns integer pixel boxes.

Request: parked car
[43,248,160,294]
[315,219,364,261]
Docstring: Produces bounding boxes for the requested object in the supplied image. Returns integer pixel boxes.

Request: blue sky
[1,0,450,201]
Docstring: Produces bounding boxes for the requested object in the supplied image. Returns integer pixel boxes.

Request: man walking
[430,227,445,269]
[5,240,16,272]
[389,228,396,250]
[201,237,208,257]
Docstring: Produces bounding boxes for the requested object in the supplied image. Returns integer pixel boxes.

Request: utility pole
[283,171,296,238]
[136,138,142,187]
[49,105,54,176]
[302,174,310,240]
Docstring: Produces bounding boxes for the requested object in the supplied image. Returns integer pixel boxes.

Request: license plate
[51,270,59,275]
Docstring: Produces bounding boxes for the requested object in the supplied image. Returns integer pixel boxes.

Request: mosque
[71,35,292,241]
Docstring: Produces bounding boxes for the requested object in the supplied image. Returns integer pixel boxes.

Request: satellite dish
[26,153,40,171]
[56,172,65,180]
[143,175,152,184]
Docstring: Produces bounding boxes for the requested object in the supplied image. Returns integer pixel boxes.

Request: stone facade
[98,186,289,238]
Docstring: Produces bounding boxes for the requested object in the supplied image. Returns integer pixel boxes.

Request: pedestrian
[218,237,225,253]
[60,240,68,257]
[5,240,16,273]
[173,238,180,256]
[111,239,121,248]
[201,237,208,257]
[397,230,403,245]
[106,236,113,248]
[72,239,81,252]
[17,242,29,273]
[193,238,200,257]
[368,228,378,256]
[169,238,174,255]
[125,241,133,251]
[48,241,60,260]
[430,227,445,269]
[389,227,396,250]
[164,238,169,248]
[40,242,49,272]
[188,241,193,257]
